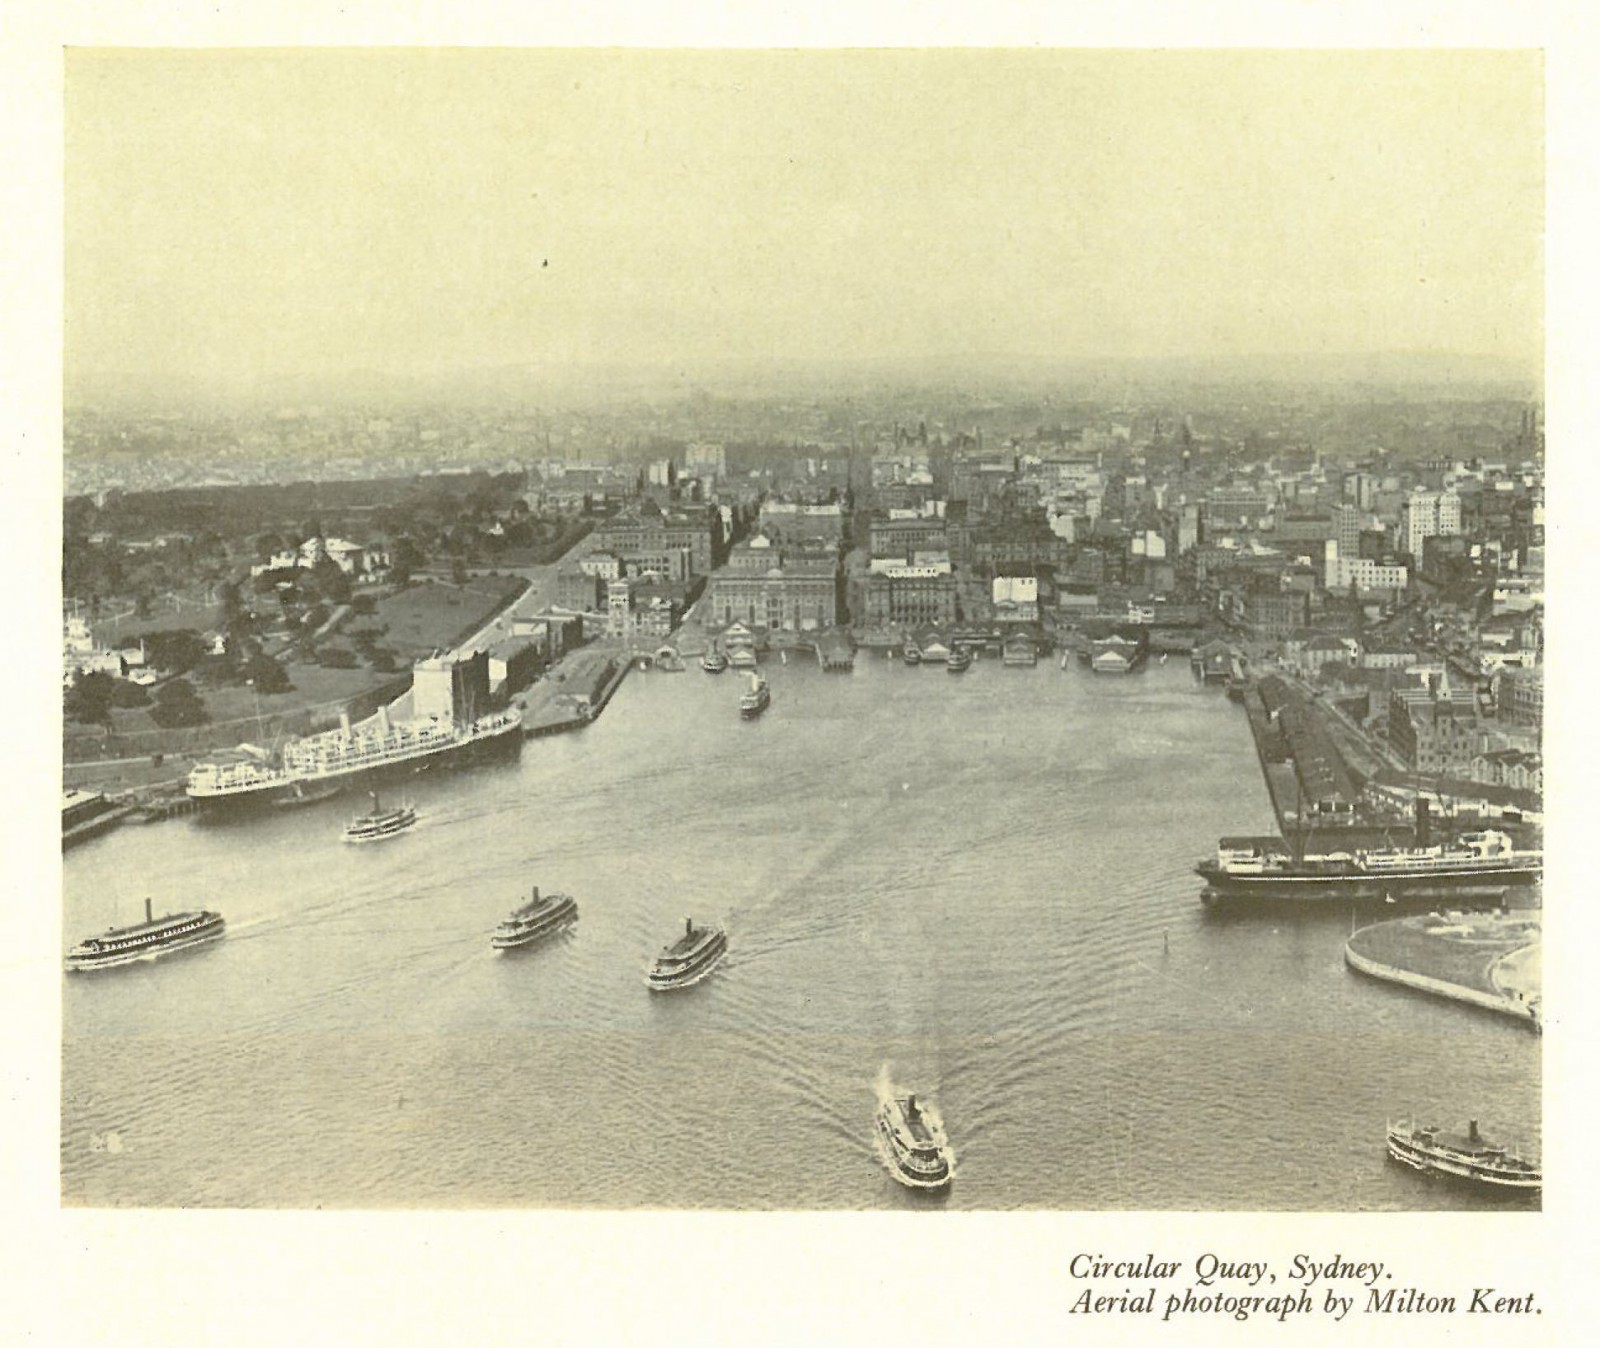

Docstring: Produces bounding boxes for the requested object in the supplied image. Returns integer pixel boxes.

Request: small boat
[66,898,225,972]
[701,647,729,674]
[1386,1118,1540,1192]
[342,791,417,843]
[875,1086,955,1190]
[946,647,972,674]
[273,780,344,809]
[902,645,922,666]
[739,673,771,719]
[491,885,578,950]
[646,916,728,990]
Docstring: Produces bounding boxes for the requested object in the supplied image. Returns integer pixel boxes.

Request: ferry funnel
[145,898,152,923]
[339,710,352,737]
[686,916,693,937]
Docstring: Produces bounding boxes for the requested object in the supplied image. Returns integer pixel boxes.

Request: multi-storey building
[1402,489,1462,560]
[1388,681,1482,775]
[708,536,840,631]
[592,500,721,575]
[856,569,959,627]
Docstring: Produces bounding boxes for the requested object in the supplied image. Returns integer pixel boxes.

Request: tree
[65,672,117,725]
[150,677,208,728]
[110,679,150,709]
[242,652,292,694]
[312,553,352,605]
[139,628,209,674]
[255,532,286,562]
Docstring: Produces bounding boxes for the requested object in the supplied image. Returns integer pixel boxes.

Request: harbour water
[62,658,1539,1209]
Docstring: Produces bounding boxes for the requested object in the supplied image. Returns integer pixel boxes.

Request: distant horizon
[67,50,1542,402]
[66,347,1544,414]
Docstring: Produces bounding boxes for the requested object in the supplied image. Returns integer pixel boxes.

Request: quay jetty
[1345,909,1542,1030]
[514,646,629,736]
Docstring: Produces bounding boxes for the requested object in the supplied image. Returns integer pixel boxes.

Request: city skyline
[66,49,1542,401]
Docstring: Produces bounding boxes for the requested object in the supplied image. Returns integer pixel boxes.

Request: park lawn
[96,596,223,646]
[369,575,526,660]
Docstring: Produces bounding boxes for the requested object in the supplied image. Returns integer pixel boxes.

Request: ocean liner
[1197,827,1541,903]
[186,654,520,808]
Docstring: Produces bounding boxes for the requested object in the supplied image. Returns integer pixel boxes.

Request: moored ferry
[491,886,578,950]
[66,899,225,972]
[343,791,417,843]
[946,647,972,674]
[739,673,771,719]
[1386,1119,1540,1192]
[646,917,727,990]
[875,1086,955,1190]
[1197,828,1541,902]
[902,644,922,666]
[701,647,729,674]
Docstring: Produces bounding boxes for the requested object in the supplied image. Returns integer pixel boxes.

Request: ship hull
[1198,862,1539,903]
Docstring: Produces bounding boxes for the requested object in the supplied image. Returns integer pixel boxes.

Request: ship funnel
[1469,1119,1480,1142]
[339,710,352,737]
[145,898,152,923]
[686,916,693,936]
[531,886,539,901]
[376,705,391,735]
[1415,798,1432,847]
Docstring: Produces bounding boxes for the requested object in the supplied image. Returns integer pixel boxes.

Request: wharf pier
[1345,910,1541,1031]
[514,647,630,737]
[814,633,856,671]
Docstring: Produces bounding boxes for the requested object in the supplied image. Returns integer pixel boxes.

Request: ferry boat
[1386,1119,1540,1192]
[902,644,922,666]
[491,886,578,950]
[701,647,729,674]
[875,1087,955,1190]
[186,702,522,808]
[66,899,225,972]
[1197,828,1541,902]
[739,673,771,719]
[646,917,728,990]
[342,791,417,843]
[946,647,972,674]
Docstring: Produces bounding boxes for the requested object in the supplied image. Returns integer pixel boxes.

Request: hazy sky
[65,49,1543,389]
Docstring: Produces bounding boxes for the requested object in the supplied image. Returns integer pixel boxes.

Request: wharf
[514,646,629,737]
[1345,910,1541,1030]
[814,633,856,671]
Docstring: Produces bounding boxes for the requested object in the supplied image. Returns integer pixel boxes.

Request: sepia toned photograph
[59,47,1544,1215]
